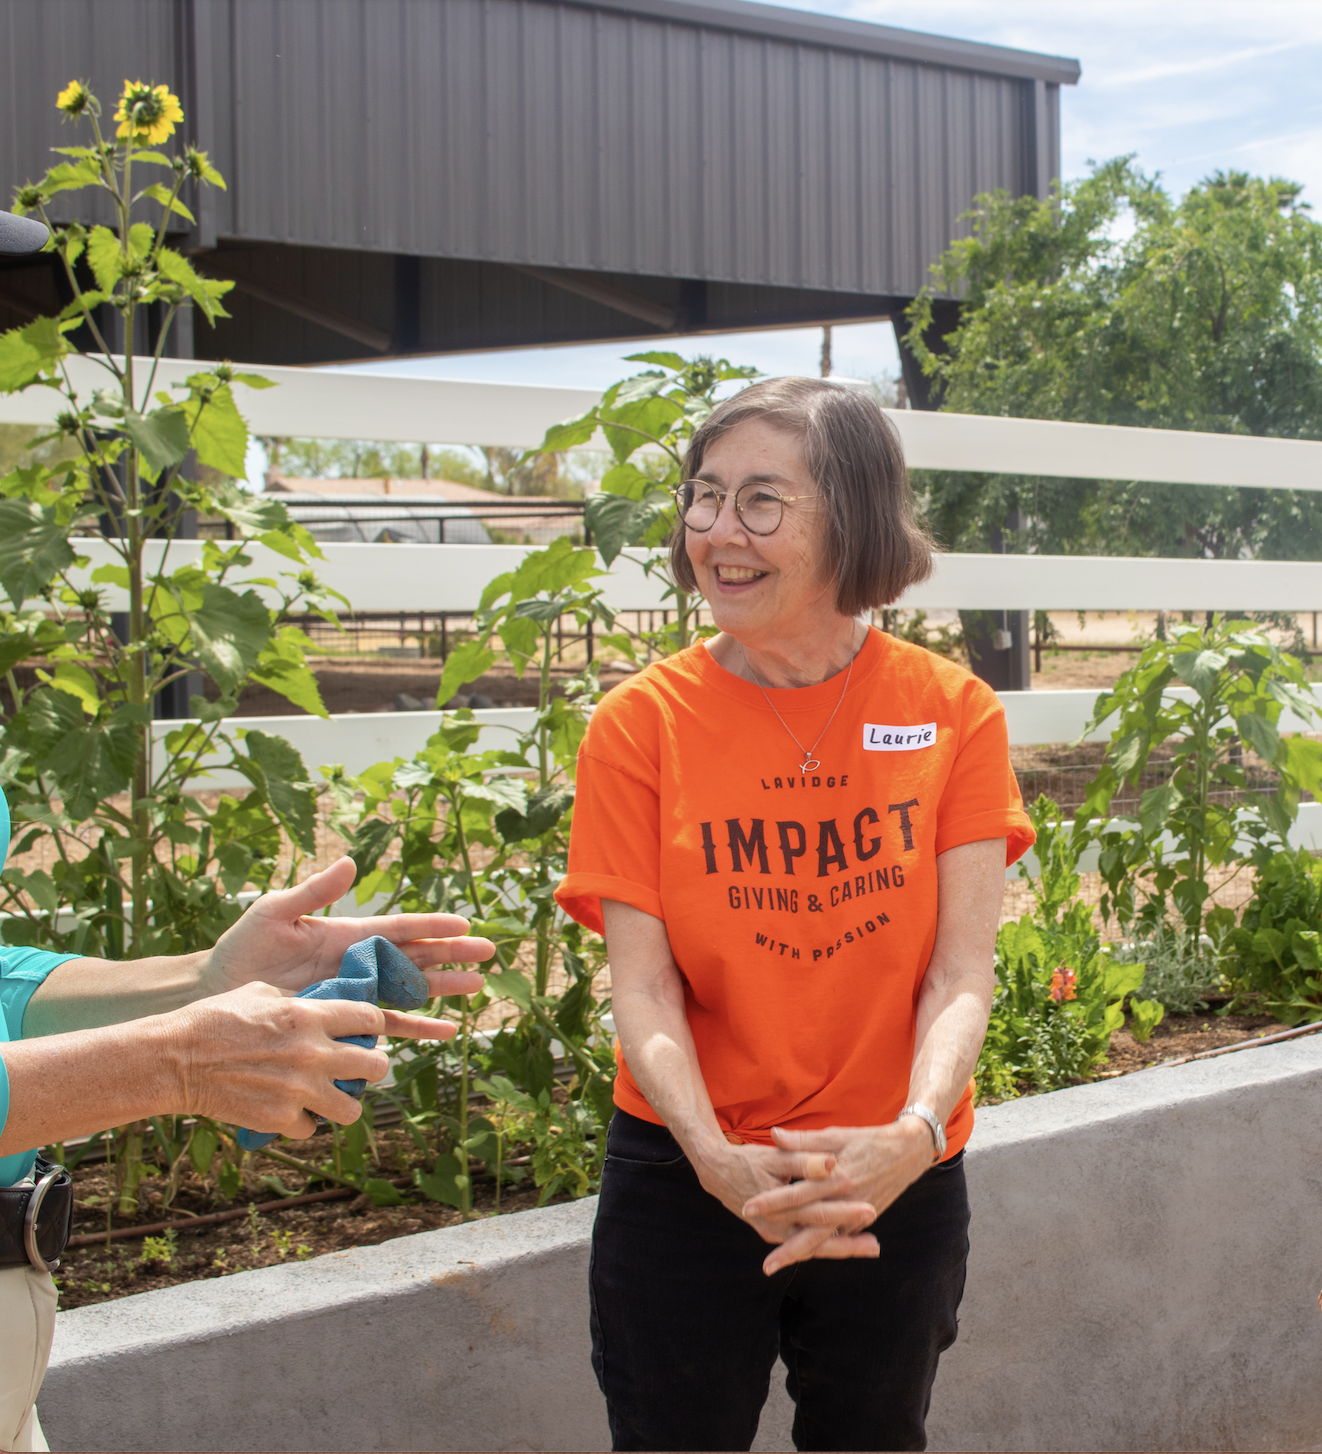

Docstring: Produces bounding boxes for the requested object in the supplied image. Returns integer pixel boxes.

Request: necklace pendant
[800,758,820,773]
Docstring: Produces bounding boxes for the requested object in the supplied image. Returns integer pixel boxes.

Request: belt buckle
[24,1165,65,1273]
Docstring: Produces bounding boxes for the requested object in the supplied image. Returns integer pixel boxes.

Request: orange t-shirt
[554,627,1034,1157]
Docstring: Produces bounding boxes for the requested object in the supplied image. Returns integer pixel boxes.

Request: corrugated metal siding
[3,0,1058,299]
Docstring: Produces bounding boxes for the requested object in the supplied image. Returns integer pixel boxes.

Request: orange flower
[1049,966,1077,1003]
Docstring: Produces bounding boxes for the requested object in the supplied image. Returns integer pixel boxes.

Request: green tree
[906,158,1322,561]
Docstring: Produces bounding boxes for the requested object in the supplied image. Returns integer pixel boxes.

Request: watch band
[898,1103,947,1162]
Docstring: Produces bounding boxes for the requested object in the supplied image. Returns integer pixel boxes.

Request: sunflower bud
[56,79,92,116]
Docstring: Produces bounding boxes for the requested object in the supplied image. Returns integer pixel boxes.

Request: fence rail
[6,356,1322,491]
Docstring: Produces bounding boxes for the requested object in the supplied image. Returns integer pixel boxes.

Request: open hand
[199,856,495,1001]
[740,1120,935,1274]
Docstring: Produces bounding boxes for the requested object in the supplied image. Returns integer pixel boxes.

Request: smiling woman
[554,378,1035,1453]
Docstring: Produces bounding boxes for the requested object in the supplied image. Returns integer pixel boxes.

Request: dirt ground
[55,1125,569,1311]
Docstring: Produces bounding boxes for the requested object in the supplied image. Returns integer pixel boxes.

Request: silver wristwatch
[898,1102,947,1162]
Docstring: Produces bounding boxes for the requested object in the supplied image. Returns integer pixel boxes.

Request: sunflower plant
[0,79,342,959]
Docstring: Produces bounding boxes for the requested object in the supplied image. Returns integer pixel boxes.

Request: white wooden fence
[8,359,1322,828]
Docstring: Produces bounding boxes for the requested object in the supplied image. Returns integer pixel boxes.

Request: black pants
[590,1110,970,1453]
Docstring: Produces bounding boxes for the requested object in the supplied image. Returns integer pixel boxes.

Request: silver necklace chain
[742,628,861,774]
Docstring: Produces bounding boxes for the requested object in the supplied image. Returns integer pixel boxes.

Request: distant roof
[586,0,1081,83]
[264,475,562,506]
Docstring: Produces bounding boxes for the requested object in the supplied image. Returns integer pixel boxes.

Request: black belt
[0,1159,73,1272]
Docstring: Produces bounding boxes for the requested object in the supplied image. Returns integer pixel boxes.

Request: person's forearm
[904,836,1004,1126]
[22,951,208,1037]
[906,965,994,1125]
[0,1017,181,1154]
[612,977,729,1166]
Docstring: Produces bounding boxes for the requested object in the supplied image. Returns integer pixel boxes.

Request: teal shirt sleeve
[0,947,81,1187]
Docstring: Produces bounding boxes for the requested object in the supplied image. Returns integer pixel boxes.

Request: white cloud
[1091,40,1306,88]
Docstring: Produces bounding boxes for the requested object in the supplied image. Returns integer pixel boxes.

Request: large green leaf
[436,641,495,706]
[249,656,328,718]
[16,690,143,820]
[1235,711,1280,766]
[0,632,37,678]
[600,461,662,501]
[124,406,191,478]
[1138,780,1181,839]
[584,491,671,565]
[1285,735,1322,797]
[0,317,67,392]
[495,785,574,842]
[85,225,125,293]
[414,1152,467,1209]
[157,248,234,325]
[0,499,76,606]
[188,583,270,694]
[505,536,601,599]
[183,382,248,477]
[531,410,599,456]
[239,729,317,853]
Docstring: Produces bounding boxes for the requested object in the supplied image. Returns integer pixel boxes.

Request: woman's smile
[713,563,769,588]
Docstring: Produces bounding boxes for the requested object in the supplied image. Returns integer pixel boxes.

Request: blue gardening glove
[236,935,431,1151]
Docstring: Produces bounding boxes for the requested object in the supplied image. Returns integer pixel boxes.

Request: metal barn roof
[0,0,1078,364]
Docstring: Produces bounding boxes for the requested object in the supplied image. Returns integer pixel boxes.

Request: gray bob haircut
[669,377,934,616]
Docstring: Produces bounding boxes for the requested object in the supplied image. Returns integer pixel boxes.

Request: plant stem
[535,619,554,997]
[248,1142,362,1192]
[458,998,472,1218]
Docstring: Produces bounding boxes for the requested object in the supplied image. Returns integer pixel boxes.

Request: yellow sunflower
[56,79,91,116]
[113,81,184,145]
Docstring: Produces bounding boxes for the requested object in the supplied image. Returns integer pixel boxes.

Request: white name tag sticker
[863,722,937,752]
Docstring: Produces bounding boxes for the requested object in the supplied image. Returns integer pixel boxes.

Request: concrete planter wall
[41,1036,1322,1453]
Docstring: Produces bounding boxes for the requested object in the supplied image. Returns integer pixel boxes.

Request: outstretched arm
[0,984,456,1156]
[23,857,494,1036]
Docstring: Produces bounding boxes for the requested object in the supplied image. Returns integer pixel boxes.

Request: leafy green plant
[1075,617,1322,943]
[3,79,344,1216]
[1,79,336,960]
[527,352,757,656]
[977,798,1144,1099]
[1124,924,1220,1015]
[326,539,617,1217]
[1127,997,1166,1043]
[1223,847,1322,1024]
[139,1227,177,1266]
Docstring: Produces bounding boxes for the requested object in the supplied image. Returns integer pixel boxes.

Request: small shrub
[977,797,1144,1099]
[1127,997,1166,1043]
[1125,925,1220,1015]
[1224,848,1322,1024]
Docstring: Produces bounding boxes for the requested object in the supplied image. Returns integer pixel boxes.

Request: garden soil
[55,1125,571,1312]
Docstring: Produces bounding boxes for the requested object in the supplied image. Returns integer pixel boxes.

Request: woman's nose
[706,493,748,544]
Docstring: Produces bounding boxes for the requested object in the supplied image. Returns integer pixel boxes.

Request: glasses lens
[736,483,785,535]
[679,481,721,530]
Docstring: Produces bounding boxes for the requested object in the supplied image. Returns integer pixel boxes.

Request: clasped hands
[697,1116,937,1275]
[166,856,494,1140]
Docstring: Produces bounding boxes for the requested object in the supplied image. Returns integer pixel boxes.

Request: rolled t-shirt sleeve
[934,680,1034,865]
[555,690,665,933]
[556,751,663,933]
[0,946,80,1187]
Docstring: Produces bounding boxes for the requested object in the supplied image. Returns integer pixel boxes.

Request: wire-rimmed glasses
[672,479,809,536]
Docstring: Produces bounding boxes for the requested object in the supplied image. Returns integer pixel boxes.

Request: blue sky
[314,1,1321,402]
